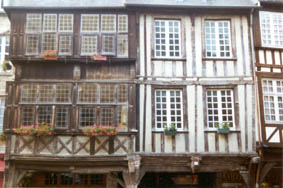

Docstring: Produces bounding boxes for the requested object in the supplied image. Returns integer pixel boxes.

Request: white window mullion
[166,91,171,125]
[273,81,280,122]
[215,23,220,58]
[165,22,169,58]
[217,90,223,123]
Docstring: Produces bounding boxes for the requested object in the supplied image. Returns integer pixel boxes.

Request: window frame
[204,87,236,130]
[25,13,74,56]
[154,88,184,131]
[204,19,232,59]
[154,19,181,59]
[262,78,283,124]
[77,83,129,129]
[259,11,283,48]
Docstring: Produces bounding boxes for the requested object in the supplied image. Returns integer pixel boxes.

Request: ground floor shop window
[29,172,106,187]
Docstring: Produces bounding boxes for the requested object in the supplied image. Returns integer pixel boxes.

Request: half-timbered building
[3,0,139,187]
[124,0,259,187]
[253,0,283,187]
[2,0,261,187]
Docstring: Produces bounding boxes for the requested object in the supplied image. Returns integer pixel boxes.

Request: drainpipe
[249,2,262,187]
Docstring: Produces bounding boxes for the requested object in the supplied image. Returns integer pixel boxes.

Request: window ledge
[151,57,186,61]
[152,130,189,133]
[202,57,237,61]
[204,129,240,133]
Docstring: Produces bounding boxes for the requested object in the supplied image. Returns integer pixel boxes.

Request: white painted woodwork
[207,133,216,152]
[238,85,246,152]
[187,85,196,153]
[137,14,255,155]
[266,127,280,143]
[145,85,152,152]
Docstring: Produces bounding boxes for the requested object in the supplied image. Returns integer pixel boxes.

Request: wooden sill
[202,57,237,61]
[152,130,189,133]
[204,129,241,133]
[151,57,186,61]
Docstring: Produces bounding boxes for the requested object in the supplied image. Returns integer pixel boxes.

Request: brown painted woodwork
[256,72,283,147]
[8,10,137,61]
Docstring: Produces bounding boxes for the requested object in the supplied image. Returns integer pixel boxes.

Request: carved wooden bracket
[127,155,141,173]
[190,156,201,173]
[239,170,249,187]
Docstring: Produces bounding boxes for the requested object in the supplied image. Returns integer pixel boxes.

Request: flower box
[92,54,107,61]
[216,122,231,134]
[0,132,5,143]
[82,125,119,136]
[163,124,177,136]
[13,122,54,136]
[164,129,177,136]
[44,56,58,60]
[41,50,58,61]
[217,128,230,134]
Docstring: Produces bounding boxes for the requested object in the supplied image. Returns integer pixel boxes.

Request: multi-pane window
[101,15,116,32]
[38,106,53,124]
[81,36,98,55]
[21,85,37,103]
[45,173,58,185]
[206,89,234,128]
[117,35,128,57]
[0,36,11,71]
[20,84,71,127]
[26,35,40,55]
[21,107,35,126]
[205,20,231,58]
[155,90,183,130]
[79,107,97,128]
[78,84,98,103]
[26,14,42,33]
[45,173,105,186]
[80,14,128,57]
[78,84,129,129]
[42,34,57,52]
[81,14,99,33]
[91,175,104,185]
[20,84,71,104]
[102,35,115,55]
[0,98,5,131]
[262,79,283,123]
[154,20,181,58]
[59,35,72,55]
[260,11,283,48]
[55,107,69,128]
[43,14,57,32]
[59,14,73,32]
[19,83,130,129]
[25,13,73,55]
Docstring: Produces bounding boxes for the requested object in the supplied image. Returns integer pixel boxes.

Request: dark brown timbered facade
[253,0,283,187]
